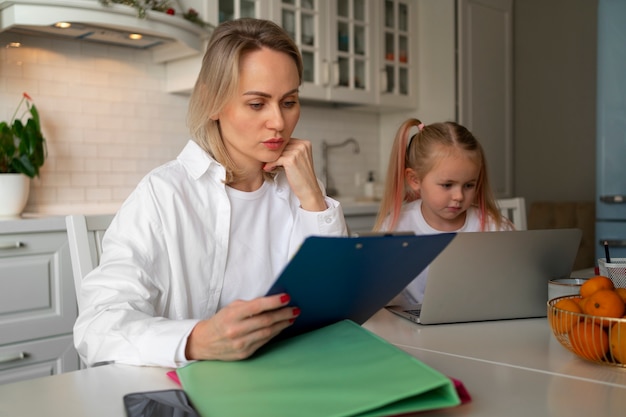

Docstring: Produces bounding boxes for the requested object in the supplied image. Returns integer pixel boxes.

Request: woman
[74,18,347,368]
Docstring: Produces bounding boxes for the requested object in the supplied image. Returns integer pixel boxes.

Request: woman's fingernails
[280,294,290,304]
[292,307,301,316]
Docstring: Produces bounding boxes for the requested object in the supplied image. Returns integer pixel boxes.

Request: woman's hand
[185,293,300,361]
[263,138,327,212]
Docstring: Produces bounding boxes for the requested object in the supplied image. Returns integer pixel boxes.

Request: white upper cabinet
[269,0,376,105]
[377,0,417,109]
[166,0,417,110]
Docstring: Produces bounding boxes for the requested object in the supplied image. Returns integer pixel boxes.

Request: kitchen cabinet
[341,201,379,234]
[457,0,513,197]
[0,217,79,385]
[166,0,418,110]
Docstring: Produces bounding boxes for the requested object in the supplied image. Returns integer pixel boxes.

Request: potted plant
[0,92,47,218]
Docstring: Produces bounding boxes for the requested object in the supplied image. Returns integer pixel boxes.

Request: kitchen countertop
[337,198,380,216]
[0,198,377,233]
[0,215,68,233]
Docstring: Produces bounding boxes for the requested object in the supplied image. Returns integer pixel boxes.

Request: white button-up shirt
[74,140,347,367]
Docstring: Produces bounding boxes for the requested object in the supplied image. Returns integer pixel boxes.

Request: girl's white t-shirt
[386,199,512,305]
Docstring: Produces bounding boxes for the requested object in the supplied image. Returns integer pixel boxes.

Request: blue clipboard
[266,232,456,340]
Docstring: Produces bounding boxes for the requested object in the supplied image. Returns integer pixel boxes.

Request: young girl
[374,118,513,305]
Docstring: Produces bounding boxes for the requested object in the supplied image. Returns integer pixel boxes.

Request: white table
[1,310,626,416]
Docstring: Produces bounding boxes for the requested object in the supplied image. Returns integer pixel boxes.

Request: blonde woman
[74,18,347,368]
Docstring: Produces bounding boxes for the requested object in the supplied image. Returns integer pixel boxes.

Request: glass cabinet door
[379,0,415,108]
[276,0,374,104]
[329,0,375,103]
[277,0,328,101]
[217,0,263,23]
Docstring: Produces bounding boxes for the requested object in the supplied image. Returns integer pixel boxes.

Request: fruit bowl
[548,296,626,367]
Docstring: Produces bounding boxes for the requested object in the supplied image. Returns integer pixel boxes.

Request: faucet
[321,138,360,197]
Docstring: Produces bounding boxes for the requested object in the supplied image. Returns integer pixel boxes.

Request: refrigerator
[596,0,626,261]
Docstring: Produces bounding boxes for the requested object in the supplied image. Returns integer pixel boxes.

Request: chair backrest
[66,214,115,312]
[496,197,527,230]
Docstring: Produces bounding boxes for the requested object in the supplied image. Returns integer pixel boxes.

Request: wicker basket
[548,296,626,367]
[598,258,626,288]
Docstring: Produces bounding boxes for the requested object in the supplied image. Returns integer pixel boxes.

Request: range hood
[0,0,211,62]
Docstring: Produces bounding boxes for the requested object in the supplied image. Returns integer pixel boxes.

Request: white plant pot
[0,173,30,218]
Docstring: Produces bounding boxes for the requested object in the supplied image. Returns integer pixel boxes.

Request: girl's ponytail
[374,118,423,231]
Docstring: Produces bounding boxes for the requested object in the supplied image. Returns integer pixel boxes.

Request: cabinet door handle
[332,61,340,87]
[600,195,626,204]
[380,68,388,93]
[322,60,330,86]
[0,241,25,250]
[0,351,27,363]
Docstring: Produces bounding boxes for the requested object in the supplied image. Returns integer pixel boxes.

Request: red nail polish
[280,294,290,304]
[289,318,296,323]
[292,307,301,316]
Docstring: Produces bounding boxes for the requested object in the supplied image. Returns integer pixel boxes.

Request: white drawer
[0,232,77,345]
[0,335,80,385]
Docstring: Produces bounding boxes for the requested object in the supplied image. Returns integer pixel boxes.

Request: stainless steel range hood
[0,0,210,62]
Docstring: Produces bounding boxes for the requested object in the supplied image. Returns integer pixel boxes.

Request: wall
[0,31,380,215]
[514,0,597,205]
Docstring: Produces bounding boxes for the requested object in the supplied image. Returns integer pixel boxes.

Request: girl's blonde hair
[186,18,303,184]
[374,118,508,231]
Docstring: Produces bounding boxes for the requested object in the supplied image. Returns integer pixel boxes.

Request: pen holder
[598,258,626,288]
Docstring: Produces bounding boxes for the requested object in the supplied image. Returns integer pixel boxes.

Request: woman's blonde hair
[187,18,303,184]
[374,118,508,231]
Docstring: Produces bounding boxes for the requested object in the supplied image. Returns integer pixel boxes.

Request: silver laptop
[386,228,582,325]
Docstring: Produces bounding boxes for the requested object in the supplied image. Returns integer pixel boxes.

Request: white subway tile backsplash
[1,31,381,215]
[57,187,86,202]
[83,158,112,173]
[71,172,98,187]
[86,187,112,202]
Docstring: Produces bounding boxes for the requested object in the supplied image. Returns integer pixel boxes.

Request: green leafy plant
[0,93,47,178]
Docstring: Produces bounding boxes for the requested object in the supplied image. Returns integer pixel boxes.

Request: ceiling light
[7,42,22,48]
[128,33,143,40]
[54,22,72,29]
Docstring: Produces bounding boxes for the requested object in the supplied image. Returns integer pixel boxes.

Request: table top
[2,310,626,417]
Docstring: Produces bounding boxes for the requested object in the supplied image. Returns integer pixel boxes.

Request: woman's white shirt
[386,200,512,305]
[73,140,347,368]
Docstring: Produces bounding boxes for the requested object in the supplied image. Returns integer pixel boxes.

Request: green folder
[176,320,461,417]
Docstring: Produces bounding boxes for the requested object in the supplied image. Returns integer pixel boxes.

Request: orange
[569,321,610,362]
[580,275,614,298]
[550,298,582,334]
[583,289,626,321]
[615,287,626,304]
[609,321,626,364]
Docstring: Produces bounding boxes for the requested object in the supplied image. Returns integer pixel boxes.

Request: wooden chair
[65,214,115,313]
[496,197,527,230]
